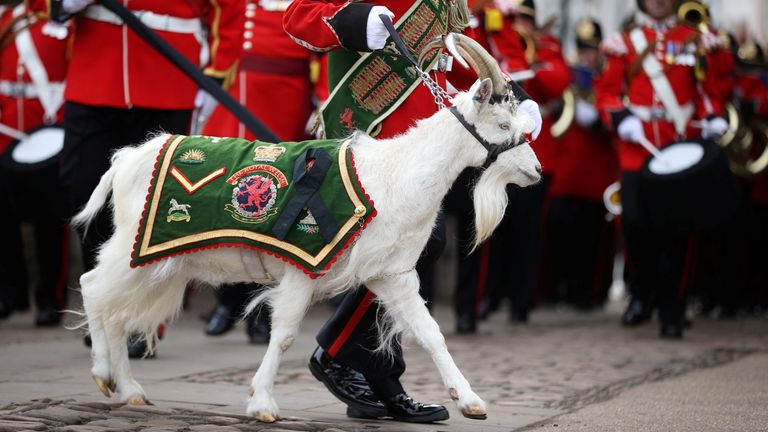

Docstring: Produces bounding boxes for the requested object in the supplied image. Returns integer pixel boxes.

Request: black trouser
[621,171,692,325]
[315,216,447,399]
[443,169,487,321]
[216,282,270,319]
[0,198,69,311]
[482,175,550,316]
[546,196,615,307]
[60,102,192,270]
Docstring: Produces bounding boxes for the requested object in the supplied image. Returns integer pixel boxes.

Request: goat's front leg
[247,278,315,422]
[367,271,487,420]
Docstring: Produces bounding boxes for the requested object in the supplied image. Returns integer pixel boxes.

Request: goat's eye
[499,123,510,131]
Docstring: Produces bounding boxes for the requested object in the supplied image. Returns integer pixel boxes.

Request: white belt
[629,103,694,124]
[0,80,65,99]
[258,0,293,12]
[84,5,203,34]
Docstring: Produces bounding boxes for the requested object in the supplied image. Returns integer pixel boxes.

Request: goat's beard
[472,162,510,250]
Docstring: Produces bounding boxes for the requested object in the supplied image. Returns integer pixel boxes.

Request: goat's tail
[71,153,121,229]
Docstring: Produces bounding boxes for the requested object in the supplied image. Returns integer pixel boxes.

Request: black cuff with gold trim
[327,3,373,52]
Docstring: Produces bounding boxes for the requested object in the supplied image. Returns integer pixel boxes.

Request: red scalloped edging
[131,134,176,264]
[130,141,378,280]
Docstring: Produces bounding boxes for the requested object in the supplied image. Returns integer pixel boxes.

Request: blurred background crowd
[0,0,767,358]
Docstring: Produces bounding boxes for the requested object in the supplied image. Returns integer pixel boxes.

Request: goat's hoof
[126,394,153,406]
[460,404,487,420]
[92,375,113,398]
[253,411,277,423]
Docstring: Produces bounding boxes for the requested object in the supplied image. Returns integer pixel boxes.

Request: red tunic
[523,34,571,175]
[284,0,476,139]
[549,117,619,201]
[0,5,68,152]
[29,0,244,110]
[595,21,725,172]
[203,0,314,142]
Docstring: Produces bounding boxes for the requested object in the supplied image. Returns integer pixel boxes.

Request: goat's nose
[535,164,542,174]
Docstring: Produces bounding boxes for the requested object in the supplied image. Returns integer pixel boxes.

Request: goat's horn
[417,36,445,70]
[452,34,508,95]
[416,35,470,71]
[444,34,470,69]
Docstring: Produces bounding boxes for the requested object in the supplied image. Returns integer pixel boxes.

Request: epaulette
[601,32,628,56]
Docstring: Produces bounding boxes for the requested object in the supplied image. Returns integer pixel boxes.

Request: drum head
[648,142,704,175]
[10,126,65,165]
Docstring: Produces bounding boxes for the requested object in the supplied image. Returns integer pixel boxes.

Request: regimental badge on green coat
[131,135,376,278]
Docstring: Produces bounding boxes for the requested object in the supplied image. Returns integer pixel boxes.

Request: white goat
[73,36,541,423]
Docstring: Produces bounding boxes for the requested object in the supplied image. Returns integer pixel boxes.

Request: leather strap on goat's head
[448,105,525,169]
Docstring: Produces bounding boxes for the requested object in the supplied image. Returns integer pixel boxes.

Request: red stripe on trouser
[55,227,70,309]
[475,242,491,315]
[327,291,376,357]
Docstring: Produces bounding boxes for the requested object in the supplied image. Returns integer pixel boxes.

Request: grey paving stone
[188,425,242,432]
[0,419,48,431]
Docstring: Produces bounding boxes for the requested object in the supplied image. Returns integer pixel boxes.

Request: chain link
[417,67,452,110]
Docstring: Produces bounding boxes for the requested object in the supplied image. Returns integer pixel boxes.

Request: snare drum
[0,126,65,221]
[639,139,741,231]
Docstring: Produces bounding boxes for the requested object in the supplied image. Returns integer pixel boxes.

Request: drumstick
[0,123,29,141]
[638,136,668,162]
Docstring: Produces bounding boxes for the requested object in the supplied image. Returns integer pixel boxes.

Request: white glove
[62,0,94,13]
[366,6,395,50]
[617,115,645,143]
[574,99,599,128]
[194,89,219,121]
[517,99,542,140]
[701,116,729,140]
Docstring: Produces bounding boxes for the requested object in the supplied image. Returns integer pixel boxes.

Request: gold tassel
[447,0,470,33]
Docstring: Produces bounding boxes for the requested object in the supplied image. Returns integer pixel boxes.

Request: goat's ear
[471,78,493,108]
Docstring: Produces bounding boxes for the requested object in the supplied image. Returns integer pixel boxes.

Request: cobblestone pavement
[1,298,767,432]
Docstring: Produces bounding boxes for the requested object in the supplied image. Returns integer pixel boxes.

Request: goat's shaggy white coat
[73,79,541,422]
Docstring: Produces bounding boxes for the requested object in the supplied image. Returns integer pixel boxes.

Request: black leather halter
[448,106,525,169]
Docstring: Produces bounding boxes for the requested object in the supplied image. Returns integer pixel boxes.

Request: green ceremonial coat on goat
[131,135,376,278]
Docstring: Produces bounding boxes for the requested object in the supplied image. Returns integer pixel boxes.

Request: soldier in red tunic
[594,0,728,338]
[0,1,69,325]
[28,0,243,355]
[465,0,569,325]
[284,0,541,422]
[200,0,316,344]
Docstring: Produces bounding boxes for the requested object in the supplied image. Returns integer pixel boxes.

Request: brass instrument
[677,0,711,33]
[603,181,622,216]
[726,119,768,177]
[550,88,575,138]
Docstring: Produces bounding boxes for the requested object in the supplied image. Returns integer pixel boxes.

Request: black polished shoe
[383,393,449,423]
[127,333,155,359]
[308,347,387,417]
[246,313,270,344]
[456,313,477,334]
[35,307,61,327]
[509,308,529,324]
[0,299,13,320]
[205,305,236,336]
[621,298,651,326]
[660,322,683,339]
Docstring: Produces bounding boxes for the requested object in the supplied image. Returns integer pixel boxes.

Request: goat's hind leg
[81,270,116,398]
[247,274,315,422]
[367,271,488,420]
